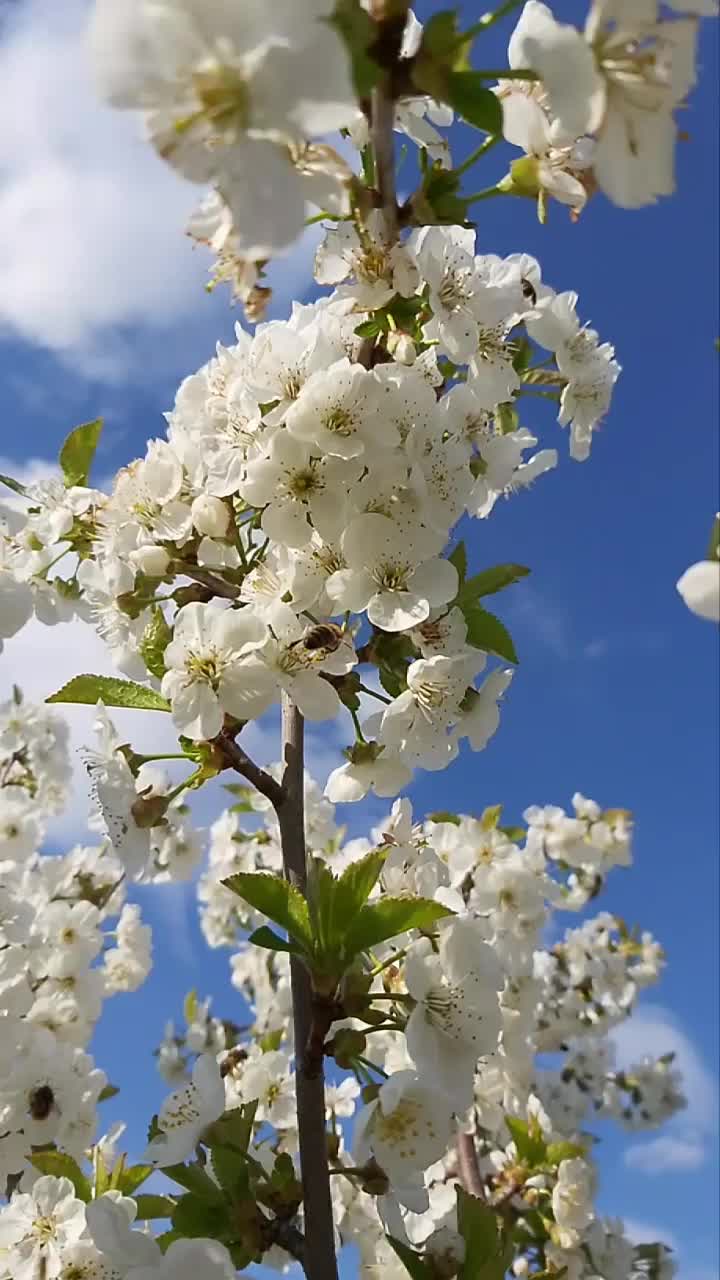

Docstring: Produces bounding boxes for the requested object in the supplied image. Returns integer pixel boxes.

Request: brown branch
[277,694,338,1280]
[215,732,285,809]
[370,79,399,243]
[456,1129,486,1199]
[172,563,241,599]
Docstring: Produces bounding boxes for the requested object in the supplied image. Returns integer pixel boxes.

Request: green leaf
[343,897,454,957]
[330,0,378,97]
[156,1231,182,1254]
[457,1187,504,1280]
[163,1163,226,1202]
[463,606,519,664]
[248,925,304,955]
[97,1083,119,1102]
[59,418,103,488]
[0,472,29,497]
[30,1151,92,1202]
[133,1194,176,1220]
[422,10,459,58]
[444,71,503,134]
[306,848,388,961]
[428,811,461,825]
[46,674,171,712]
[456,564,530,605]
[171,1193,229,1239]
[209,1102,258,1155]
[387,1235,434,1280]
[222,872,313,952]
[505,1116,547,1166]
[354,318,385,339]
[335,847,388,923]
[379,663,407,698]
[499,825,526,843]
[183,989,198,1025]
[115,1162,154,1195]
[496,402,519,435]
[140,607,173,679]
[546,1141,584,1166]
[448,540,468,584]
[210,1145,250,1199]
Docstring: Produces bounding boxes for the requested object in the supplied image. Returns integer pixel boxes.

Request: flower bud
[191,495,230,538]
[130,545,170,576]
[387,330,416,365]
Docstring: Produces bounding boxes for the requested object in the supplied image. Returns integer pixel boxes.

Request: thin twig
[173,564,240,599]
[456,1129,486,1199]
[215,733,284,809]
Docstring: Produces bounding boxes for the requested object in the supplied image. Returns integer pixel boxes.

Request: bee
[300,623,346,655]
[28,1084,56,1121]
[522,277,537,306]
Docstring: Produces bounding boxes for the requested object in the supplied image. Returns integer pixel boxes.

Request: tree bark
[276,694,338,1280]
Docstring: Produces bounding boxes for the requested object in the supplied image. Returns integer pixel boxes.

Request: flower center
[186,649,222,688]
[323,407,354,437]
[373,561,410,592]
[32,1214,58,1243]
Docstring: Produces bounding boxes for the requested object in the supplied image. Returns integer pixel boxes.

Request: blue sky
[0,1,717,1276]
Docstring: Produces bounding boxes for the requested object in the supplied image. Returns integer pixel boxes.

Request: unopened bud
[130,545,170,577]
[191,495,230,538]
[387,330,417,365]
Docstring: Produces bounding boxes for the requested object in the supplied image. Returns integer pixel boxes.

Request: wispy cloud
[506,582,572,660]
[0,0,317,382]
[612,1004,718,1176]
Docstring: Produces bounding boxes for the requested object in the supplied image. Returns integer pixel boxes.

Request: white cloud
[624,1136,706,1174]
[0,0,317,380]
[613,1004,718,1176]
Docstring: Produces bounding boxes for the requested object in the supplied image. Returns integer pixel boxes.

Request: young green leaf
[448,540,468,584]
[115,1162,154,1196]
[456,564,530,605]
[343,897,454,957]
[133,1194,176,1220]
[97,1082,120,1102]
[222,872,313,952]
[248,925,304,955]
[59,418,103,488]
[457,1187,504,1279]
[140,607,173,680]
[209,1102,258,1155]
[443,72,503,134]
[30,1150,92,1202]
[210,1145,250,1199]
[183,988,198,1026]
[171,1193,229,1238]
[463,606,519,664]
[46,674,171,712]
[505,1116,547,1166]
[387,1235,435,1279]
[0,472,29,497]
[333,847,388,929]
[162,1162,226,1202]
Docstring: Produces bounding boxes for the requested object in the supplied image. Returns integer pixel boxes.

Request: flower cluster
[0,0,713,1276]
[185,779,682,1278]
[0,693,152,1201]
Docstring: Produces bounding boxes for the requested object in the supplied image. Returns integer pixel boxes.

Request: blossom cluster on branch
[0,0,716,1278]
